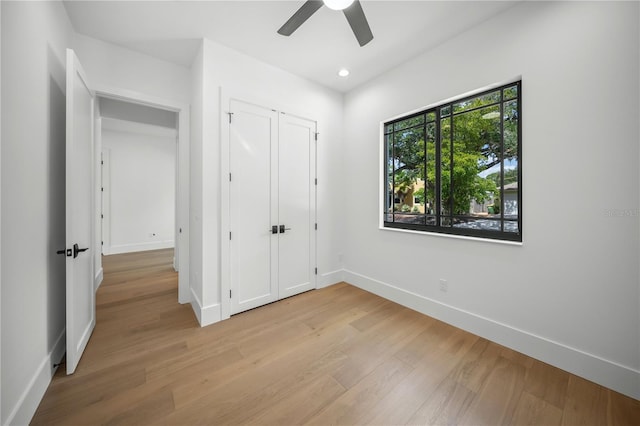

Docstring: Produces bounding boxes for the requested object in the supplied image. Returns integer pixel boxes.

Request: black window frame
[383,81,522,242]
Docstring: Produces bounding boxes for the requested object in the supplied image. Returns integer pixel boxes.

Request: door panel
[65,49,95,374]
[278,114,316,299]
[230,100,278,314]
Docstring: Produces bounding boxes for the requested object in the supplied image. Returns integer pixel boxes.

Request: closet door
[229,100,279,314]
[278,113,316,299]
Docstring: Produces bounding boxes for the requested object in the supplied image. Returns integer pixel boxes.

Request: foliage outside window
[383,82,521,241]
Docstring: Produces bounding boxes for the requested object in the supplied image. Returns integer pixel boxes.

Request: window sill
[379,225,523,246]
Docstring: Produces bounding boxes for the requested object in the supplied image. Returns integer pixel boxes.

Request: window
[383,82,521,242]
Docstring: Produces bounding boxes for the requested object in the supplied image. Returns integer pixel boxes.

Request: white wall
[189,42,204,319]
[73,33,191,105]
[0,2,3,422]
[0,1,73,424]
[189,39,344,324]
[342,1,639,399]
[102,120,176,255]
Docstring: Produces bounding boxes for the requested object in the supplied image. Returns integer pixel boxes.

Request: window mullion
[500,91,505,232]
[449,109,454,224]
[435,109,441,226]
[423,116,427,226]
[391,130,396,223]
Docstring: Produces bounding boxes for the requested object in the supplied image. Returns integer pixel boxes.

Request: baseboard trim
[317,269,344,288]
[343,269,640,400]
[189,288,221,327]
[4,330,66,426]
[106,241,174,255]
[94,267,103,292]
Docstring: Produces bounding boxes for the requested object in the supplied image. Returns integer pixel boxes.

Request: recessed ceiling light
[338,68,350,77]
[323,0,355,11]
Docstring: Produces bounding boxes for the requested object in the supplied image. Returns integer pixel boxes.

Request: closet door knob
[279,225,292,233]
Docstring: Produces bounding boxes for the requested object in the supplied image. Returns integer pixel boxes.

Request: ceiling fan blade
[343,0,373,46]
[277,0,324,36]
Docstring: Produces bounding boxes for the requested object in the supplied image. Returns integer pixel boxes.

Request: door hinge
[229,173,232,182]
[315,223,317,230]
[101,241,103,246]
[227,112,234,123]
[229,289,232,298]
[101,187,104,192]
[101,214,104,219]
[229,231,232,240]
[315,267,318,275]
[314,132,319,141]
[314,178,317,185]
[179,227,182,233]
[101,160,104,165]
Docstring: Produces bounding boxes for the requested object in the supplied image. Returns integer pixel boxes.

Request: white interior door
[229,100,279,314]
[278,113,316,299]
[65,48,95,374]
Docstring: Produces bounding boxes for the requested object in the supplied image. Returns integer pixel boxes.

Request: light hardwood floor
[32,248,639,425]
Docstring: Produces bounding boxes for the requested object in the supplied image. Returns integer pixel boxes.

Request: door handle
[279,225,292,233]
[271,225,278,234]
[57,249,72,257]
[73,243,89,259]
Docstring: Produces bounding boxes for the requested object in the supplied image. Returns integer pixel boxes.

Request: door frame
[93,84,190,304]
[100,149,111,256]
[220,88,317,320]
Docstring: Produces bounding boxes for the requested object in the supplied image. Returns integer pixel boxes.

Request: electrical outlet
[439,279,448,293]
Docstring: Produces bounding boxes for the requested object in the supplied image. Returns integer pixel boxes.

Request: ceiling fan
[277,0,374,47]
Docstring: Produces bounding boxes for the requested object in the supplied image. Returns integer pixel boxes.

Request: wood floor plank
[306,355,414,425]
[373,331,478,425]
[524,358,570,409]
[511,391,563,426]
[562,376,610,425]
[607,389,640,426]
[168,325,358,424]
[331,306,431,389]
[31,363,146,424]
[103,389,175,426]
[393,319,460,367]
[459,355,527,425]
[30,248,640,426]
[448,338,503,394]
[413,376,476,425]
[246,374,346,425]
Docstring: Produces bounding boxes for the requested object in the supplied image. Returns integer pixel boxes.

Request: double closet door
[229,99,317,315]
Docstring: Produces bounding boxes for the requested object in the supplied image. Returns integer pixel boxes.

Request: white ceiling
[63,0,518,93]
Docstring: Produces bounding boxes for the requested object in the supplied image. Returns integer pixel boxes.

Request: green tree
[387,90,517,217]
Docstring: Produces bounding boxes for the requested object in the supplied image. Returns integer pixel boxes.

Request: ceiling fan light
[323,0,355,11]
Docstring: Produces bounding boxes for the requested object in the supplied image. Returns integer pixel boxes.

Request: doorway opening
[93,89,189,305]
